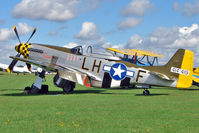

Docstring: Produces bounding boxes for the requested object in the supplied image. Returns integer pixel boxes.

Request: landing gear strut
[24,70,49,94]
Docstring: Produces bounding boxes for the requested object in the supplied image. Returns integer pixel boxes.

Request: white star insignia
[112,64,125,78]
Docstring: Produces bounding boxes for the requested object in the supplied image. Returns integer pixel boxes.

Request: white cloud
[17,22,33,35]
[75,22,100,41]
[183,0,199,16]
[12,0,79,22]
[179,24,198,36]
[149,27,179,47]
[120,0,154,17]
[118,17,142,30]
[149,24,199,48]
[124,24,199,65]
[125,34,144,49]
[118,0,153,30]
[0,44,18,65]
[174,0,199,17]
[101,42,124,49]
[63,42,78,48]
[0,23,32,42]
[79,0,102,11]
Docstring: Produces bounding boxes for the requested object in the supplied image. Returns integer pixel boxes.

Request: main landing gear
[24,70,49,94]
[143,89,150,95]
[53,73,75,94]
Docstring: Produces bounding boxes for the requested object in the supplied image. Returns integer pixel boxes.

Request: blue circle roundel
[110,63,127,80]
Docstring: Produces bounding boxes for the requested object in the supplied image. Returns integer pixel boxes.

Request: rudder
[165,49,193,88]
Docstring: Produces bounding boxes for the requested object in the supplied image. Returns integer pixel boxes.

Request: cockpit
[70,45,121,60]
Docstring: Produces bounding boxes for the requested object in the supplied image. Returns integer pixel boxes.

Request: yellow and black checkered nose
[15,43,31,59]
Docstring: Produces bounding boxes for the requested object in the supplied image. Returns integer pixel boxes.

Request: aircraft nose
[15,43,31,58]
[15,44,20,53]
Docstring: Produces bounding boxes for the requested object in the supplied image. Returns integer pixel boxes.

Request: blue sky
[1,0,199,66]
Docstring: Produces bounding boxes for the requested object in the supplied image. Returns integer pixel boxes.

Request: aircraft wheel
[63,84,74,94]
[24,86,31,94]
[40,85,49,94]
[143,89,150,95]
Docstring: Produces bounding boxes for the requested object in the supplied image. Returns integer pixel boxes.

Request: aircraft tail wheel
[143,89,150,95]
[40,85,49,94]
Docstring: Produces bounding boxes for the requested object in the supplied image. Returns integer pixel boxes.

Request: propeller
[7,53,21,73]
[25,28,37,71]
[26,28,37,43]
[7,25,37,73]
[13,25,21,44]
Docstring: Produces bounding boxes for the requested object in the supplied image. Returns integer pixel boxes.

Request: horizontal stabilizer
[149,71,173,81]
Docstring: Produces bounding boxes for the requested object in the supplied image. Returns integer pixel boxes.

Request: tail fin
[165,49,193,88]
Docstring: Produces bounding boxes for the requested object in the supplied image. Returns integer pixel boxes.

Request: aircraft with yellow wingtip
[106,47,164,66]
[6,25,195,95]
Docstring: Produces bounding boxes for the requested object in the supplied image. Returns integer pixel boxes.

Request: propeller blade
[26,63,32,71]
[7,53,21,73]
[26,27,37,43]
[13,25,21,44]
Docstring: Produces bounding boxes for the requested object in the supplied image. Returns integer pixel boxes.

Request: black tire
[143,89,150,95]
[40,85,49,94]
[63,84,74,94]
[24,86,31,94]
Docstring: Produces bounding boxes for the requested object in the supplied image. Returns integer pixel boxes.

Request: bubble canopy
[71,45,121,60]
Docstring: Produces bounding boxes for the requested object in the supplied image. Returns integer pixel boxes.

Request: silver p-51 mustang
[7,26,194,95]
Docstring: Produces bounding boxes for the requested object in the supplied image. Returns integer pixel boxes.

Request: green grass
[1,72,199,133]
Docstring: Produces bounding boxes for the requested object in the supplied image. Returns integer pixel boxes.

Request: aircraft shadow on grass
[0,88,22,92]
[1,87,151,96]
[0,89,119,96]
[179,88,199,91]
[1,89,170,97]
[134,93,169,96]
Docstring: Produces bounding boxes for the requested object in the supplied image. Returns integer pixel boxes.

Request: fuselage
[14,43,178,89]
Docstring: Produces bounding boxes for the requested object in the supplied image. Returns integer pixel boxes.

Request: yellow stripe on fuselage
[176,50,193,88]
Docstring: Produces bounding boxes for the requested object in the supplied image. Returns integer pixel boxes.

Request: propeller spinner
[7,25,37,73]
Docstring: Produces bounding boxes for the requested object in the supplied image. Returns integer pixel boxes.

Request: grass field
[1,72,199,133]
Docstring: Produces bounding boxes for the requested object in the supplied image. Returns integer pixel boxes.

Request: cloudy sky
[1,0,199,66]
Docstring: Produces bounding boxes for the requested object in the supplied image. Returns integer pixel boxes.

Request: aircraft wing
[10,56,102,81]
[106,48,143,56]
[132,49,164,57]
[107,47,164,57]
[10,56,55,71]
